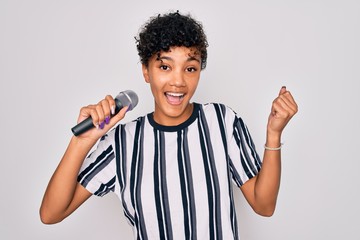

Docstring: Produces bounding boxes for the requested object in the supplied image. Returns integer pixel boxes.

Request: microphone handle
[71,98,124,136]
[71,117,94,136]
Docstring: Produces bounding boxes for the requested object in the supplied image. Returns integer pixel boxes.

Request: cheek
[149,74,168,89]
[187,77,200,91]
[148,77,164,97]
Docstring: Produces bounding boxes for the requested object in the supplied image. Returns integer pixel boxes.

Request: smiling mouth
[165,92,185,105]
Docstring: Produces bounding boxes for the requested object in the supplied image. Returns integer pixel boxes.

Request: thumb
[279,86,287,96]
[110,106,129,123]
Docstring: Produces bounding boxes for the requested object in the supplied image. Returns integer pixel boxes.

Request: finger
[77,95,127,133]
[109,105,129,124]
[278,87,297,107]
[278,92,298,114]
[284,92,298,110]
[279,86,287,96]
[78,105,97,123]
[101,95,118,127]
[78,105,101,129]
[105,95,116,115]
[94,102,106,129]
[98,95,124,129]
[272,97,295,118]
[78,104,94,119]
[100,98,112,118]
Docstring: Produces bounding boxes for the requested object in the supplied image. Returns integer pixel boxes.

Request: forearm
[40,136,96,223]
[253,132,282,215]
[242,87,297,216]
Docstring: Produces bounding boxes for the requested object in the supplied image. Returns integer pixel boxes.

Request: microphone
[71,90,139,136]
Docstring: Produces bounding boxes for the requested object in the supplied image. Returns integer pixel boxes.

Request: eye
[186,67,197,72]
[160,65,170,71]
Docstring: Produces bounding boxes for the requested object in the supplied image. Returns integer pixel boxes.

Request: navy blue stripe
[234,118,261,178]
[198,106,223,240]
[183,131,197,239]
[233,120,253,178]
[229,158,243,186]
[238,118,261,171]
[198,121,215,238]
[130,121,140,205]
[213,104,239,239]
[115,125,124,190]
[94,176,116,196]
[130,118,148,240]
[178,129,197,239]
[154,130,166,239]
[159,131,173,239]
[78,145,114,187]
[177,130,191,239]
[154,130,173,240]
[115,125,135,226]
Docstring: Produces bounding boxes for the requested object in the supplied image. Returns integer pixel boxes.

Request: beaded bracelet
[264,143,283,151]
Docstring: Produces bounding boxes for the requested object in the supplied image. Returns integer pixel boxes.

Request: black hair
[135,11,208,69]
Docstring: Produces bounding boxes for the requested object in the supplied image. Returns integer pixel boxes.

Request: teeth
[167,92,184,97]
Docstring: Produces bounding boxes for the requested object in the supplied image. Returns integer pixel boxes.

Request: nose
[169,71,186,87]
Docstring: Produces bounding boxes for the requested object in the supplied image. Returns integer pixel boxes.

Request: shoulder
[199,102,238,119]
[98,115,147,143]
[111,115,152,140]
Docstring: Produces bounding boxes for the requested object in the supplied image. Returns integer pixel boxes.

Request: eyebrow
[157,55,201,63]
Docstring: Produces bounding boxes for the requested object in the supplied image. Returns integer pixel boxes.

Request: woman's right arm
[39,136,95,224]
[39,95,129,224]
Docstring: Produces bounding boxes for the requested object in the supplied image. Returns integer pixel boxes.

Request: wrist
[265,131,282,148]
[70,135,98,150]
[264,143,283,151]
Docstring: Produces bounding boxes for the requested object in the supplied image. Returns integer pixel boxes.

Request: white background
[1,0,359,239]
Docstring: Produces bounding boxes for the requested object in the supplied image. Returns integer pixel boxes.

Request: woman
[40,11,298,239]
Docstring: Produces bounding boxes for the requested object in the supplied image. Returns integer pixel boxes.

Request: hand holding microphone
[72,90,139,136]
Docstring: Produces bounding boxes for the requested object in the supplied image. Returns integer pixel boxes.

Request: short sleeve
[77,132,117,197]
[227,111,262,187]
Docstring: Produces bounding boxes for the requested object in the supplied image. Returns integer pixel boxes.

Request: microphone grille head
[117,90,139,111]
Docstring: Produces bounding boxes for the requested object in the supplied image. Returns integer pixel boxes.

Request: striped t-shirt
[78,102,262,240]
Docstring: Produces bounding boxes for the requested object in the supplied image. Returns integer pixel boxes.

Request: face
[142,46,201,126]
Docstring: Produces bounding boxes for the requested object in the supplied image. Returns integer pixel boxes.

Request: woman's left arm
[240,86,298,216]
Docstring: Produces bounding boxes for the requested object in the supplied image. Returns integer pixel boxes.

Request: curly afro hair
[135,11,208,70]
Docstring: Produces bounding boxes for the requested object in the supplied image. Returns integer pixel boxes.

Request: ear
[142,64,150,83]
